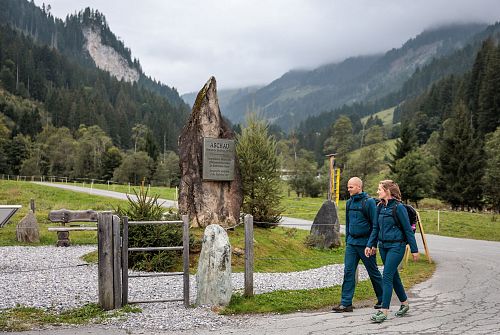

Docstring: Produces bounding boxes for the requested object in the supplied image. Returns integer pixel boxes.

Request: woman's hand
[364,247,372,257]
[412,253,419,261]
[371,247,377,255]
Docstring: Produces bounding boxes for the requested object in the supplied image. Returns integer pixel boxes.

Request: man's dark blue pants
[340,243,383,306]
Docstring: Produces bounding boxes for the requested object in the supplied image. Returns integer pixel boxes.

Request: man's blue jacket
[345,192,377,246]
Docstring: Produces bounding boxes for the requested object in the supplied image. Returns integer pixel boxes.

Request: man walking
[332,177,383,312]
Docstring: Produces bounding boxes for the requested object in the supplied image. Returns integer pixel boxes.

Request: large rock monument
[178,77,242,228]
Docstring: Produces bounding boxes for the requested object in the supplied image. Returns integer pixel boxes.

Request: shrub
[114,186,184,272]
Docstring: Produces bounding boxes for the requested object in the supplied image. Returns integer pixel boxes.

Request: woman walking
[365,180,419,323]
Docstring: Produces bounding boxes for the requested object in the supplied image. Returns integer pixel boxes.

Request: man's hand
[412,253,419,261]
[371,247,377,255]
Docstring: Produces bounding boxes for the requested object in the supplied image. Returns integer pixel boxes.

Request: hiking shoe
[395,304,410,317]
[332,304,353,313]
[371,311,387,323]
[374,302,382,309]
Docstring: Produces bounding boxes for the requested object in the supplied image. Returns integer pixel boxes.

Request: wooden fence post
[244,214,254,297]
[98,212,122,310]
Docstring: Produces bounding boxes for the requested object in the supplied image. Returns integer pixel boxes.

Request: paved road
[33,182,177,208]
[16,183,500,334]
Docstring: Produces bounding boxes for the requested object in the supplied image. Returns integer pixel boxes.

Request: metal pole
[182,215,190,307]
[121,216,129,306]
[244,214,254,297]
[112,215,122,309]
[437,210,440,232]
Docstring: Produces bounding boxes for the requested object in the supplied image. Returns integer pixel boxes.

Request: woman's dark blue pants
[379,244,408,309]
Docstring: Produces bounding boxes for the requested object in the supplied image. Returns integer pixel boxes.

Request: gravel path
[0,245,374,331]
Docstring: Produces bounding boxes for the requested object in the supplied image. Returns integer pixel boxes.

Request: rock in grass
[309,200,341,248]
[16,210,40,243]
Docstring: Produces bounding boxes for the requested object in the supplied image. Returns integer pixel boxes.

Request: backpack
[350,198,418,239]
[396,203,417,234]
[375,200,417,242]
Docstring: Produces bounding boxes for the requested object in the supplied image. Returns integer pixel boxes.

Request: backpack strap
[360,197,368,220]
[345,199,352,226]
[391,201,407,242]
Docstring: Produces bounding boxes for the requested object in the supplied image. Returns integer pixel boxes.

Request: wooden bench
[48,209,98,247]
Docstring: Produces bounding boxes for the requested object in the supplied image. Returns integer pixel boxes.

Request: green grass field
[223,254,435,314]
[360,106,395,126]
[2,180,499,244]
[0,180,345,273]
[0,180,127,246]
[52,181,178,200]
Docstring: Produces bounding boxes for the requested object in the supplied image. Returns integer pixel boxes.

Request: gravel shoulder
[0,245,372,332]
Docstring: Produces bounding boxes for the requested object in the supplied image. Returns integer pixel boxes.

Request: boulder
[178,76,242,228]
[196,224,232,306]
[16,210,40,243]
[309,200,341,248]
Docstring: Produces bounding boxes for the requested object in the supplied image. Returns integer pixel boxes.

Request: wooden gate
[121,215,190,307]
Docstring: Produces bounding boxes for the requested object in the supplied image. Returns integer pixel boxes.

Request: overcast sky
[37,0,500,94]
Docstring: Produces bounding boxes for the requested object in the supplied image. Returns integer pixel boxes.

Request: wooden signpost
[404,210,432,264]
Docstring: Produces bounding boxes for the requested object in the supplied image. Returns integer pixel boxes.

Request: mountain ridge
[223,23,487,130]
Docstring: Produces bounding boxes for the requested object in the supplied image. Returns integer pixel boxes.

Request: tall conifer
[438,101,484,210]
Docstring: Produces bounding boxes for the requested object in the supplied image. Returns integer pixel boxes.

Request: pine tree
[438,101,484,210]
[393,150,434,206]
[323,115,354,167]
[476,44,500,135]
[467,38,495,128]
[236,114,282,225]
[483,127,500,212]
[388,122,417,174]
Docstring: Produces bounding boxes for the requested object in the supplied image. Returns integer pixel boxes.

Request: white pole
[128,183,131,193]
[437,210,440,232]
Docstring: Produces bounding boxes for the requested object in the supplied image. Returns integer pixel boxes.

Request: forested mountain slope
[224,23,486,130]
[0,0,190,151]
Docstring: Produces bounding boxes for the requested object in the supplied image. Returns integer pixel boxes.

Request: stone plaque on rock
[178,76,242,228]
[309,200,341,248]
[202,138,235,181]
[196,224,232,306]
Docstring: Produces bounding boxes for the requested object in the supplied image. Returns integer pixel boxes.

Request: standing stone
[16,210,40,243]
[196,224,232,306]
[178,76,242,228]
[309,200,341,248]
